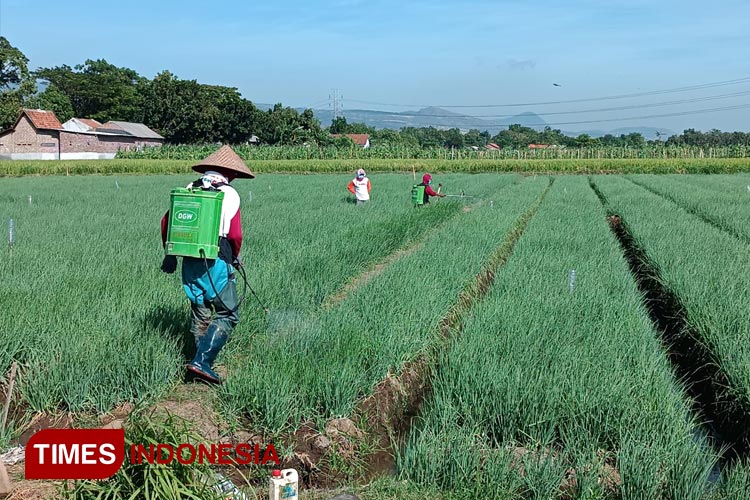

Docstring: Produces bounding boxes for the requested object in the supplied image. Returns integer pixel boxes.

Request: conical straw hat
[192,145,255,179]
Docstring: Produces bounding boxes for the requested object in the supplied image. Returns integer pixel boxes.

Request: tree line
[1,37,749,149]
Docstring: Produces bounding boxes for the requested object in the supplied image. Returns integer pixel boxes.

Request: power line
[340,102,750,128]
[303,98,330,110]
[346,77,750,109]
[362,90,750,119]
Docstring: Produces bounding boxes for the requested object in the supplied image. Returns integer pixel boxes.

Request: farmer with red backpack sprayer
[159,145,256,385]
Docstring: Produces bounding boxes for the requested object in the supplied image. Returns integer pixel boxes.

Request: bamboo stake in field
[1,362,18,434]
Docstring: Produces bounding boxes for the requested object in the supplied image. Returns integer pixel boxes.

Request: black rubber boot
[186,324,228,384]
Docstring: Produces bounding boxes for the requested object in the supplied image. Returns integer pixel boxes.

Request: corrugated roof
[94,127,134,137]
[103,121,164,139]
[24,109,62,130]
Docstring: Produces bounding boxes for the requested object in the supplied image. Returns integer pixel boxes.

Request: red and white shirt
[347,177,371,201]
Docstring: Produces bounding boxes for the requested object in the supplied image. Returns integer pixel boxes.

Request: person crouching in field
[347,168,371,205]
[159,145,254,384]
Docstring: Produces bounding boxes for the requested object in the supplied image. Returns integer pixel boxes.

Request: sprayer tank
[165,188,224,259]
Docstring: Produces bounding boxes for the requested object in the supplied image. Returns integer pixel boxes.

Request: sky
[3,0,750,133]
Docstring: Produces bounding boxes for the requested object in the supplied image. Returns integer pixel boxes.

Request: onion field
[2,171,750,498]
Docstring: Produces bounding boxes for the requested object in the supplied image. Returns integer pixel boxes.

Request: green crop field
[2,170,750,499]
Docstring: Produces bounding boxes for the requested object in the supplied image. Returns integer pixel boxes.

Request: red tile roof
[485,143,500,150]
[78,118,102,128]
[528,143,552,149]
[23,109,62,130]
[347,134,369,146]
[331,133,370,146]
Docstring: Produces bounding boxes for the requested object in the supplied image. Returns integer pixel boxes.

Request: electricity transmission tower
[329,89,343,119]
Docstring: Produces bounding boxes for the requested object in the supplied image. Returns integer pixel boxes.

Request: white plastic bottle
[269,469,298,500]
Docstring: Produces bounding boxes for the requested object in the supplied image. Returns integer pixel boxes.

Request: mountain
[303,107,549,134]
[255,102,672,139]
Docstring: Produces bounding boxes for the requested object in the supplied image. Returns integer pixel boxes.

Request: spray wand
[234,257,269,314]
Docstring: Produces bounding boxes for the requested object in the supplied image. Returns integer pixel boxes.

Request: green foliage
[35,59,147,122]
[115,143,750,161]
[4,173,750,498]
[328,116,375,135]
[329,116,348,134]
[5,157,750,178]
[25,83,75,122]
[0,36,35,129]
[594,174,750,422]
[143,71,264,144]
[219,175,540,431]
[257,103,326,145]
[61,410,221,500]
[667,128,750,147]
[0,176,186,413]
[400,177,718,498]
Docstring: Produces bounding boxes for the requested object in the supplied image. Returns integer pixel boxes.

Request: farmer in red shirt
[418,173,446,205]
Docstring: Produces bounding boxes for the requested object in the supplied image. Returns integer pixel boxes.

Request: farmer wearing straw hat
[347,168,371,205]
[159,145,254,384]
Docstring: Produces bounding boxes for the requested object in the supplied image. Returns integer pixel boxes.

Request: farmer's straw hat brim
[192,145,255,179]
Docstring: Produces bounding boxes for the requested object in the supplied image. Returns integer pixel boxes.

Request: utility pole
[329,89,342,120]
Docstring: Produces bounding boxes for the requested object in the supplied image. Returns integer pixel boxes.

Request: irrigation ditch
[589,177,750,473]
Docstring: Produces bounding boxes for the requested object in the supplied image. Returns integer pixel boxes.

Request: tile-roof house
[0,109,63,159]
[0,109,163,160]
[22,109,63,130]
[331,133,370,148]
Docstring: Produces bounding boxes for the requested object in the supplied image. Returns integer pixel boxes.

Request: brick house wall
[0,115,60,158]
[0,116,163,159]
[58,132,162,158]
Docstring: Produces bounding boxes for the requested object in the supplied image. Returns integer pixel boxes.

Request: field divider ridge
[320,178,522,311]
[349,177,554,480]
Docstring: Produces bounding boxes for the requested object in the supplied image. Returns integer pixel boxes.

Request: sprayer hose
[200,250,248,314]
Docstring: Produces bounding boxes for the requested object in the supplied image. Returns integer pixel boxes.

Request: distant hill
[305,107,549,134]
[254,102,673,139]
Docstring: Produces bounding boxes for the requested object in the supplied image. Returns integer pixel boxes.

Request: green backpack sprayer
[165,188,224,259]
[411,185,426,207]
[165,186,267,313]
